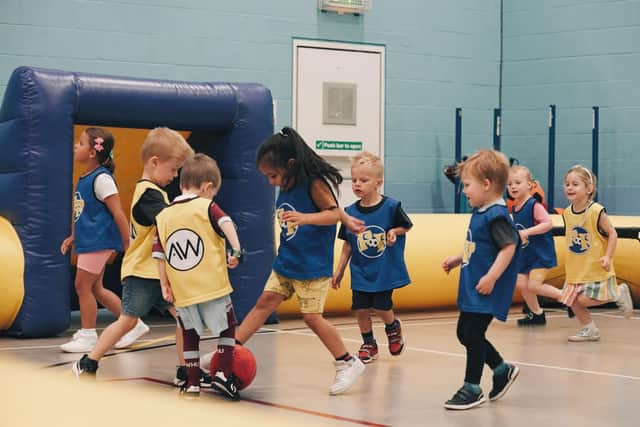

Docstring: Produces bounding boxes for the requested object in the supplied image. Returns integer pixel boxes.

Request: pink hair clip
[94,137,104,152]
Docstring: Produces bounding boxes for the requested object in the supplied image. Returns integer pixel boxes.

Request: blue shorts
[352,289,394,311]
[121,276,172,318]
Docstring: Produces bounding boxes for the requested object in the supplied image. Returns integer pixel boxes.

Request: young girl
[560,165,633,342]
[507,166,562,326]
[60,128,146,352]
[235,127,365,395]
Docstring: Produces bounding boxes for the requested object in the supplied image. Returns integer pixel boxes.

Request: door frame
[292,38,386,166]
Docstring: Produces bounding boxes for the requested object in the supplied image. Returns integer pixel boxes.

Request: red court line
[107,377,390,427]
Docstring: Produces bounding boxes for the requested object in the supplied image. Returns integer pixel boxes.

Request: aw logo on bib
[568,226,591,254]
[356,225,386,258]
[276,203,297,241]
[166,228,204,271]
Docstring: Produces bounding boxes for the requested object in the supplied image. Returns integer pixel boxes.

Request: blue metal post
[592,106,599,202]
[454,108,462,213]
[493,108,501,151]
[548,105,556,213]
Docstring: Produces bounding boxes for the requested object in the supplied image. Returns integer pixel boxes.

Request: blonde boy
[73,127,196,382]
[441,149,520,410]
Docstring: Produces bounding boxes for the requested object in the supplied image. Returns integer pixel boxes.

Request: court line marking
[107,377,390,427]
[259,325,640,382]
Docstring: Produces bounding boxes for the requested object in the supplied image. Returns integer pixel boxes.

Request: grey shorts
[121,276,173,318]
[177,295,234,337]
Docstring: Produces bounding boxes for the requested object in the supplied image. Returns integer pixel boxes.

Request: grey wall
[502,0,640,214]
[0,0,501,213]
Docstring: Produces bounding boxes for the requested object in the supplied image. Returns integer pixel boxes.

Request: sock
[181,328,200,387]
[80,328,96,335]
[362,331,375,345]
[385,319,399,332]
[493,362,509,376]
[335,353,353,362]
[217,318,236,378]
[463,382,481,394]
[533,308,544,316]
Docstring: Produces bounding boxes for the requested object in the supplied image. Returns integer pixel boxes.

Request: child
[442,150,520,410]
[234,127,365,395]
[153,154,244,399]
[332,152,412,363]
[72,127,200,385]
[560,165,633,342]
[59,128,144,352]
[507,165,562,326]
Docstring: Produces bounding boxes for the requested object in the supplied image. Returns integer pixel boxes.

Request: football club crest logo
[73,192,84,222]
[166,229,204,271]
[356,225,387,259]
[276,203,297,241]
[462,229,476,267]
[568,226,591,254]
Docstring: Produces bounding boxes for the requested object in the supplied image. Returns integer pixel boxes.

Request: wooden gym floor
[1,307,639,426]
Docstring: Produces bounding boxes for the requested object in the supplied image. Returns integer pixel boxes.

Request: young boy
[153,153,244,400]
[332,152,412,363]
[441,149,520,410]
[72,127,199,385]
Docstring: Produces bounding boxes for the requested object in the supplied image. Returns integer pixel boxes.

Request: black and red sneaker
[357,342,379,364]
[385,320,405,356]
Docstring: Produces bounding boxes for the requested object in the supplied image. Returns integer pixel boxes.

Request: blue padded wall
[0,66,274,337]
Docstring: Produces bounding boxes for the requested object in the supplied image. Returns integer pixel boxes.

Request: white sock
[81,328,96,334]
[584,321,597,331]
[533,309,544,315]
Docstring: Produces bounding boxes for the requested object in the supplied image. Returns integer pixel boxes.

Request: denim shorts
[121,276,172,318]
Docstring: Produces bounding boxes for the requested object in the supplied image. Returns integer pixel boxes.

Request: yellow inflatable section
[277,214,639,316]
[0,216,25,330]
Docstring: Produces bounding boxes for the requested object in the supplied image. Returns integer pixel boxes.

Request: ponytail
[257,127,342,192]
[85,127,116,173]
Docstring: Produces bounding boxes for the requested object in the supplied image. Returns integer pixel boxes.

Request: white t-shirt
[94,173,118,202]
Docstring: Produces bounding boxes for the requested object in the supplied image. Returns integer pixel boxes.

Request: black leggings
[456,311,504,385]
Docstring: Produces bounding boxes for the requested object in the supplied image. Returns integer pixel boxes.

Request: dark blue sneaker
[444,386,486,410]
[489,364,520,401]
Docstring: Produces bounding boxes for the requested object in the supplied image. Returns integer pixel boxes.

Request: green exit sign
[315,140,362,151]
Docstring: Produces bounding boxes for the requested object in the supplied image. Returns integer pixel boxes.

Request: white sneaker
[568,326,600,342]
[616,283,634,318]
[114,320,150,349]
[329,357,365,395]
[60,329,98,353]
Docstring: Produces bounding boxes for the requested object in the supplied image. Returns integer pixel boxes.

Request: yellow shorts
[264,271,330,314]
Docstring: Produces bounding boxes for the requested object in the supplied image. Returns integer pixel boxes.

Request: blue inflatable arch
[0,66,275,337]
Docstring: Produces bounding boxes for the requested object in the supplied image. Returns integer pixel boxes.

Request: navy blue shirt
[339,196,412,292]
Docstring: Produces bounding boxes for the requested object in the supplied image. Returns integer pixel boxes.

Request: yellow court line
[121,334,177,350]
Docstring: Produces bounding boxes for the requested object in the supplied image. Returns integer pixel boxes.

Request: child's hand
[518,229,529,245]
[161,285,175,303]
[598,255,611,272]
[227,253,240,269]
[342,214,365,234]
[60,236,73,255]
[331,270,344,289]
[442,256,461,274]
[476,275,496,295]
[387,229,397,247]
[281,211,306,226]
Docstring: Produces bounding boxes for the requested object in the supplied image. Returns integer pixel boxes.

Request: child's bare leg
[572,294,604,326]
[89,314,138,360]
[374,309,395,325]
[168,307,185,365]
[517,274,542,313]
[356,309,373,334]
[236,291,284,344]
[92,270,121,317]
[303,313,347,358]
[75,269,101,329]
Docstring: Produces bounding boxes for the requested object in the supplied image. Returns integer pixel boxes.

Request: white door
[293,39,385,207]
